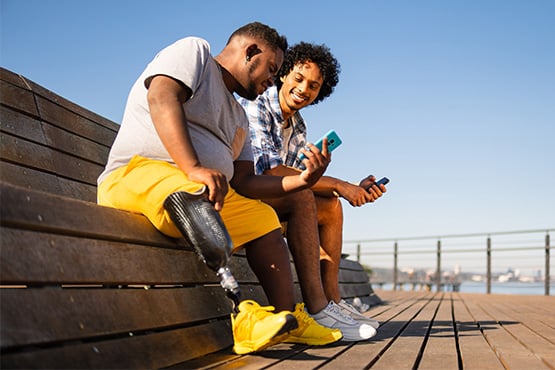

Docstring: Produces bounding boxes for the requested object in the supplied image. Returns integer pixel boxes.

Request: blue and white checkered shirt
[238,86,307,175]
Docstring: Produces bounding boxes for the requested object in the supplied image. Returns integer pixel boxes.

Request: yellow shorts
[98,155,281,249]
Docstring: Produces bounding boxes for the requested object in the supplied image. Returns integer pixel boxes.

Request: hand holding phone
[298,129,342,161]
[366,177,390,191]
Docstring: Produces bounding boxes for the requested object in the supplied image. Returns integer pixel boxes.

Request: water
[375,281,554,296]
[458,281,553,295]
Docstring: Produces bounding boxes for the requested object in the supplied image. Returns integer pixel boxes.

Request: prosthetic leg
[164,190,299,354]
[163,191,241,312]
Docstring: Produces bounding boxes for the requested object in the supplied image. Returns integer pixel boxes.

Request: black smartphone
[367,177,389,191]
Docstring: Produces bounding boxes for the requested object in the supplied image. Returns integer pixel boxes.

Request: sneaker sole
[283,329,343,345]
[233,313,298,354]
[340,326,377,342]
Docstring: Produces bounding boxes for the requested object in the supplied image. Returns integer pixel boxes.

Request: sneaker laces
[325,301,358,325]
[238,301,276,319]
[295,303,319,326]
[340,300,360,314]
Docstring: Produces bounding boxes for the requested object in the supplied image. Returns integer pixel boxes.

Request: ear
[246,44,262,61]
[280,76,286,82]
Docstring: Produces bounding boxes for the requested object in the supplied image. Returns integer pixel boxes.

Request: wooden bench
[0,66,381,369]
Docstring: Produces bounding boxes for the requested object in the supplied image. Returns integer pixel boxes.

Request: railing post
[357,243,361,263]
[486,236,492,294]
[546,232,550,296]
[436,239,442,292]
[393,241,398,291]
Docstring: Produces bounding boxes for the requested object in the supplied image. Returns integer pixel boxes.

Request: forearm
[264,164,343,197]
[310,176,348,197]
[264,165,346,197]
[231,162,313,199]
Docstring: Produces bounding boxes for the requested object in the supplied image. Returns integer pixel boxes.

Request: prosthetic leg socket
[164,191,241,311]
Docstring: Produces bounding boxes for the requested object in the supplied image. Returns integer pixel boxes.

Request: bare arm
[262,165,386,207]
[147,75,228,210]
[231,141,330,199]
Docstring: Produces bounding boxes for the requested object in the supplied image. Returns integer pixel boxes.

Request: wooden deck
[173,290,555,370]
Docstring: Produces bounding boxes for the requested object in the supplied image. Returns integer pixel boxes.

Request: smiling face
[278,61,323,119]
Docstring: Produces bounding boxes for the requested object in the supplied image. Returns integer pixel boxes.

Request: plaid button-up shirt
[238,86,307,175]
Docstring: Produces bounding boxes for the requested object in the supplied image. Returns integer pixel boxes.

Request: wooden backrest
[0,67,118,202]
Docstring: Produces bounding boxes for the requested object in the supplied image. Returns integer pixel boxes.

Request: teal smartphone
[298,129,343,160]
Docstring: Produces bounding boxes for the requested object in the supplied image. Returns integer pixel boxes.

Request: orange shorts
[98,155,280,249]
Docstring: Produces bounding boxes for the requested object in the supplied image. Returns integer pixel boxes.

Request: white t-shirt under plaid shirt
[238,86,307,175]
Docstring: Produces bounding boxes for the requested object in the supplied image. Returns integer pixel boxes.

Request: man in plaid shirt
[238,42,387,341]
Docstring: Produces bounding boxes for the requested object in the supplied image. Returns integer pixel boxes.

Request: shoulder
[158,37,211,60]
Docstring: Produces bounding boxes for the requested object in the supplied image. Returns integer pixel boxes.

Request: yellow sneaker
[231,300,298,354]
[284,303,343,345]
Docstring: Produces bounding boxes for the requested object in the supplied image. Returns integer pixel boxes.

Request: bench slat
[42,121,110,165]
[1,228,213,284]
[0,182,184,246]
[0,105,44,143]
[0,227,264,286]
[339,282,374,298]
[1,320,232,369]
[0,286,232,347]
[35,95,117,147]
[0,68,32,90]
[0,79,37,117]
[339,267,370,283]
[1,131,104,187]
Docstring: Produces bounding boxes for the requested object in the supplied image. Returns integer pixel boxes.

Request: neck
[214,56,237,93]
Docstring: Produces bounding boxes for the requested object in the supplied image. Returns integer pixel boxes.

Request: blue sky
[2,1,554,270]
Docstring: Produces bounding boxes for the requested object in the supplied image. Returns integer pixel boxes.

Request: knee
[316,195,343,221]
[268,188,317,215]
[291,188,316,204]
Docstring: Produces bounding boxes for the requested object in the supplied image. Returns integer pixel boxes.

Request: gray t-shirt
[98,37,253,184]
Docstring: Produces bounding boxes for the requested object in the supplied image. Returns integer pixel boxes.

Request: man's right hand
[187,166,228,211]
[299,139,331,187]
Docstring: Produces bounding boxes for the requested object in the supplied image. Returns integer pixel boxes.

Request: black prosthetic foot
[163,191,233,272]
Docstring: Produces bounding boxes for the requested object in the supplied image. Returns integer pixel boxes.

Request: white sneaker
[338,299,380,329]
[312,301,377,341]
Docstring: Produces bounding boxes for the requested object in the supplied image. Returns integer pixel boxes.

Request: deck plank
[370,293,439,369]
[452,294,505,369]
[478,296,555,367]
[320,291,435,369]
[457,294,552,370]
[417,294,460,369]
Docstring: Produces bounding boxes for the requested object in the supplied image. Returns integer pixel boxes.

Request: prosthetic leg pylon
[163,191,241,311]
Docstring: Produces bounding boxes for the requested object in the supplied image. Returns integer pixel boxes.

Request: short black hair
[276,42,340,105]
[228,21,288,54]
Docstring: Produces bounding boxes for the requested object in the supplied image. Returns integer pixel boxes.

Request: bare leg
[263,189,329,314]
[244,229,296,312]
[316,195,344,303]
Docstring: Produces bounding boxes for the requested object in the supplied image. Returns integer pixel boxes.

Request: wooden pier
[176,290,555,369]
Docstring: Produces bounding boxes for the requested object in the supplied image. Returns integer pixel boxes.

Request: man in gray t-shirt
[97,22,343,354]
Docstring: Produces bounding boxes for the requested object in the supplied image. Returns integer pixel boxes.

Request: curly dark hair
[276,42,340,105]
[227,21,288,54]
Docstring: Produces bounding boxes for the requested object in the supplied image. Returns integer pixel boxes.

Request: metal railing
[343,228,553,296]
